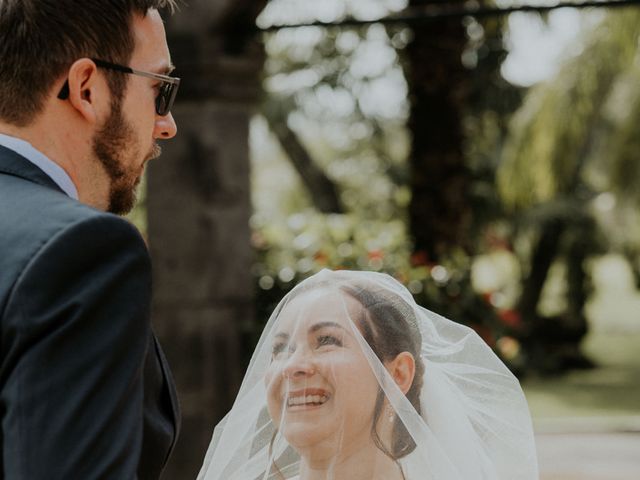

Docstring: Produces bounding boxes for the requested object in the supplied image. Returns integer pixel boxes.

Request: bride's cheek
[265,382,281,421]
[264,375,275,398]
[265,370,282,399]
[264,362,281,386]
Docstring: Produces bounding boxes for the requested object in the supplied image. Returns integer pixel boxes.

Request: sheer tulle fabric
[198,270,538,480]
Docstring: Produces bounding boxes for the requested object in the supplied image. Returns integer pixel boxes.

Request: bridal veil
[198,269,538,480]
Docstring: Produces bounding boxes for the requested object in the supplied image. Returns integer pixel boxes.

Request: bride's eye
[271,342,294,359]
[316,335,342,348]
[271,342,287,358]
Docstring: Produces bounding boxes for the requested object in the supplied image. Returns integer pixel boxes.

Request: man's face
[92,96,159,214]
[93,9,177,215]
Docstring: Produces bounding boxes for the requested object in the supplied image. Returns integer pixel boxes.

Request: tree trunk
[147,2,265,477]
[263,104,342,213]
[517,217,566,326]
[405,0,471,262]
[517,214,595,372]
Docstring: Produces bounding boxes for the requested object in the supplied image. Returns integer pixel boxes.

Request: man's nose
[154,112,177,139]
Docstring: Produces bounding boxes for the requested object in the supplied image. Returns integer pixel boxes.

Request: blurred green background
[247,0,640,381]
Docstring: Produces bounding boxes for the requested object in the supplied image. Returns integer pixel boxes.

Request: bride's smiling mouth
[286,389,331,410]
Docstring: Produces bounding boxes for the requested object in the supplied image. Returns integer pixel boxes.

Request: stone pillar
[147,2,264,477]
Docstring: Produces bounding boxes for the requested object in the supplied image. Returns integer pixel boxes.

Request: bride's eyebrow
[273,332,289,341]
[308,321,346,333]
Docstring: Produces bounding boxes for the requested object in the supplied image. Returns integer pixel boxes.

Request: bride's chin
[282,425,333,452]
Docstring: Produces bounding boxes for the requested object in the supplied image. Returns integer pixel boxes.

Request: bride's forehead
[275,288,362,329]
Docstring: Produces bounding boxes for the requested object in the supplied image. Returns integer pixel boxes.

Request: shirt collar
[0,133,78,200]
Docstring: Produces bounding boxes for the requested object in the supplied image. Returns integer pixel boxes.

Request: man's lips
[286,388,331,408]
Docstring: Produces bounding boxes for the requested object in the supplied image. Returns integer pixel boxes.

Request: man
[0,1,180,478]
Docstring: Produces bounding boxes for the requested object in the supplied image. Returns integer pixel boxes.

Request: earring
[387,406,395,423]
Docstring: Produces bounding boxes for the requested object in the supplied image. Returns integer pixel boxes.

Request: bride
[198,269,539,480]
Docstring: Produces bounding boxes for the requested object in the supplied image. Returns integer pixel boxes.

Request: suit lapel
[152,334,182,452]
[0,144,65,194]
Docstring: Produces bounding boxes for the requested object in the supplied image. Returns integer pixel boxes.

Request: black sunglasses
[57,58,180,116]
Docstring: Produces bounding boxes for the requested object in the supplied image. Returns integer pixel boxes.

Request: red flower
[410,250,430,267]
[498,309,522,329]
[368,249,384,260]
[314,251,328,265]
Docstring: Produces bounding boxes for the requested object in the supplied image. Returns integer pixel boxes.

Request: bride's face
[264,288,380,458]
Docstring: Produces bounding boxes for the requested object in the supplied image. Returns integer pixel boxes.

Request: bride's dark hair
[340,284,425,461]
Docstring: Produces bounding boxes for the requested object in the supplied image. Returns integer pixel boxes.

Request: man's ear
[387,352,416,395]
[65,58,102,124]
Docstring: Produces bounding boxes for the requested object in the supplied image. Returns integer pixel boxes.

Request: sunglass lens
[156,83,170,116]
[155,80,179,116]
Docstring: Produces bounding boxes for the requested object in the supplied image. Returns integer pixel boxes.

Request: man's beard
[92,98,160,215]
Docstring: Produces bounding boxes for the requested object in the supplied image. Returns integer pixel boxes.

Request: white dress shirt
[0,132,78,199]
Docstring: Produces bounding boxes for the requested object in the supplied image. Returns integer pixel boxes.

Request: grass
[523,333,640,428]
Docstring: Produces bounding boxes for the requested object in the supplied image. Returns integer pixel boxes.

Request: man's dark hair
[0,0,177,126]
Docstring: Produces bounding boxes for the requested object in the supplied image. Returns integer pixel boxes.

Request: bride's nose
[282,347,316,378]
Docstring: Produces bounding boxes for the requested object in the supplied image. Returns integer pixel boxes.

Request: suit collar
[0,143,65,194]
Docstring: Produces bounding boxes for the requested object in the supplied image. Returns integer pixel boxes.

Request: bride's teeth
[287,394,328,406]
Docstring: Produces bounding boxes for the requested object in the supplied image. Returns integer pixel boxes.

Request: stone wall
[147,2,265,477]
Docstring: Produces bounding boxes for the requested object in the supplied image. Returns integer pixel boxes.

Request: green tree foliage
[253,1,415,306]
[495,8,640,372]
[498,9,640,208]
[251,16,418,335]
[251,1,530,372]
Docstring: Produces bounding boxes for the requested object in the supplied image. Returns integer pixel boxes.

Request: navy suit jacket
[0,145,180,479]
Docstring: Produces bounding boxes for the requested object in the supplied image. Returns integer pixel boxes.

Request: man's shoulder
[0,169,138,236]
[0,173,147,290]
